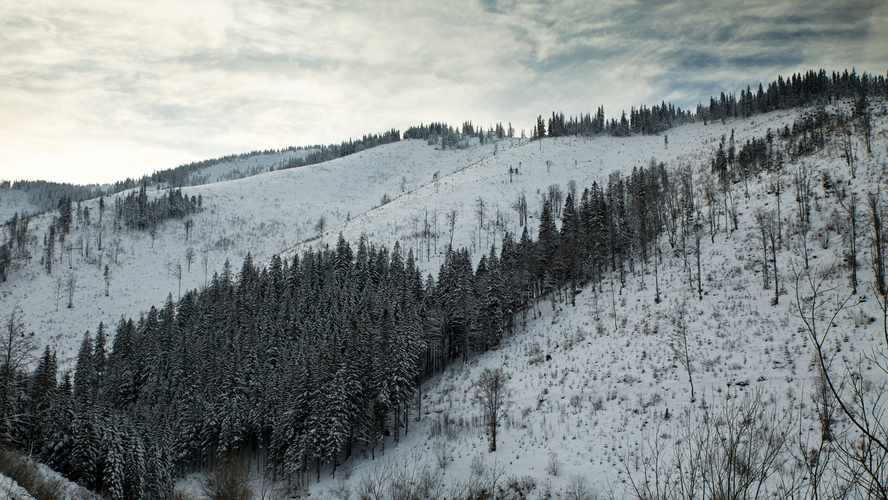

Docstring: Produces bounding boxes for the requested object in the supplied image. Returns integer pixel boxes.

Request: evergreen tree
[102,418,126,500]
[70,405,99,488]
[73,330,95,405]
[93,322,107,397]
[123,426,146,500]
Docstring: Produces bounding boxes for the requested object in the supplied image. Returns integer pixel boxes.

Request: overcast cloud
[1,0,886,184]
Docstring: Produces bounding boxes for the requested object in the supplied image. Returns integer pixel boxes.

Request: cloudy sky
[2,0,886,184]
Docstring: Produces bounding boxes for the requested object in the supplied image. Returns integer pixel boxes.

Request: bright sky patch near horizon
[1,0,886,185]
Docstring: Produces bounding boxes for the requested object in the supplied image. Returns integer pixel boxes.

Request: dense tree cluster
[114,185,202,233]
[533,104,693,140]
[1,324,173,500]
[403,122,474,149]
[0,180,105,215]
[628,103,695,135]
[404,121,513,148]
[703,69,887,123]
[0,212,31,282]
[530,70,887,141]
[279,129,401,170]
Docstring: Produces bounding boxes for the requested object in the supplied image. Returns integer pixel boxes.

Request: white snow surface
[2,102,888,498]
[0,472,34,500]
[181,148,318,185]
[0,188,41,224]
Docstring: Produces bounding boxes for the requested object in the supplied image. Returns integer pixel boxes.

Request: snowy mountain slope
[293,104,888,498]
[0,149,315,223]
[0,187,41,224]
[298,109,802,276]
[3,108,795,369]
[1,138,495,367]
[179,148,318,186]
[0,473,34,500]
[3,95,888,499]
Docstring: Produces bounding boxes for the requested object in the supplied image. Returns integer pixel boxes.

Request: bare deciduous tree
[825,175,860,295]
[792,264,888,495]
[185,246,195,273]
[113,238,122,264]
[201,252,209,289]
[512,191,528,227]
[794,163,813,269]
[66,272,77,309]
[621,388,795,500]
[0,307,36,440]
[475,197,485,250]
[149,221,158,249]
[55,275,63,311]
[201,452,252,500]
[473,367,511,452]
[172,261,182,299]
[103,265,111,297]
[754,208,780,304]
[184,218,194,242]
[446,209,457,250]
[667,302,695,403]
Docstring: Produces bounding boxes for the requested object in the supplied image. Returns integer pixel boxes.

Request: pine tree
[537,198,558,297]
[143,424,174,500]
[44,220,56,274]
[42,372,74,475]
[70,405,99,488]
[73,330,95,405]
[560,190,580,301]
[102,419,126,500]
[123,426,146,500]
[93,323,107,398]
[28,347,58,452]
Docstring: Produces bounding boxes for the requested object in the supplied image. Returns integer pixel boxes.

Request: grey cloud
[479,0,499,13]
[675,52,722,72]
[727,53,806,70]
[1,0,887,183]
[528,44,623,73]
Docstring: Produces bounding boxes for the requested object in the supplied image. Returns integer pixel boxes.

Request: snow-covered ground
[0,472,34,500]
[0,187,42,224]
[2,101,888,498]
[1,138,494,366]
[181,148,318,186]
[299,105,888,497]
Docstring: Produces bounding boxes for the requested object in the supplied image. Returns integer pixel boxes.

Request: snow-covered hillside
[3,96,888,498]
[180,149,318,186]
[281,103,888,498]
[2,110,797,367]
[0,187,41,224]
[1,139,495,366]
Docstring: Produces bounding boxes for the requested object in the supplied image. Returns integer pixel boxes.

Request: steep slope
[2,110,798,368]
[1,139,494,365]
[286,104,888,497]
[298,109,803,277]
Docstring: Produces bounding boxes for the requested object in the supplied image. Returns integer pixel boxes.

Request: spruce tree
[74,330,95,405]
